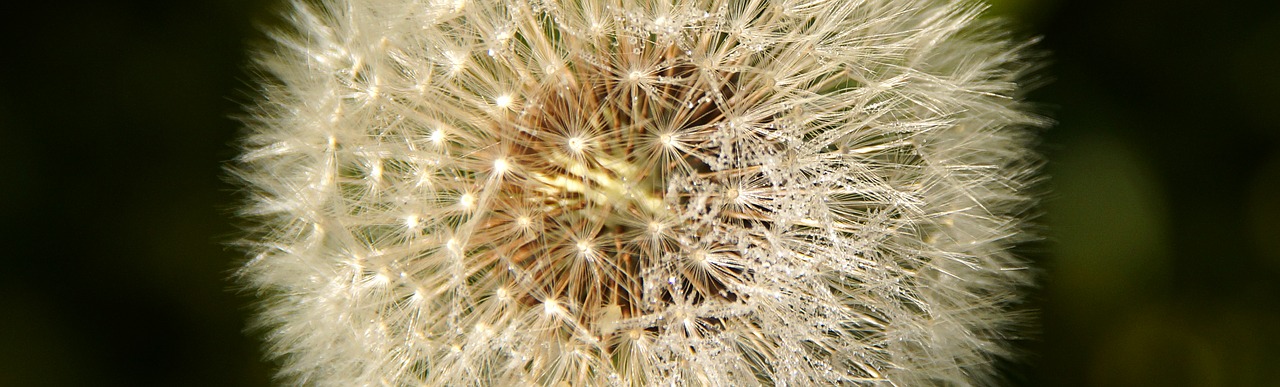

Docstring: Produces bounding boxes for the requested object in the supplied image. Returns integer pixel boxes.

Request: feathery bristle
[235,0,1044,385]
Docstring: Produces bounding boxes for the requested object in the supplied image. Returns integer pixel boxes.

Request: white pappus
[234,0,1045,385]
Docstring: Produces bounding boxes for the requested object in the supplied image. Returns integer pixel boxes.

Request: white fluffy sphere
[235,0,1044,385]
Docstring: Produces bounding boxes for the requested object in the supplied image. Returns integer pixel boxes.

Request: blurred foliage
[0,0,1276,386]
[1016,0,1280,385]
[0,1,280,385]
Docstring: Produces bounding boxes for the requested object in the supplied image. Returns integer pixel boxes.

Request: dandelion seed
[430,128,446,145]
[566,137,586,153]
[494,94,513,109]
[458,193,476,209]
[235,0,1046,385]
[544,298,562,316]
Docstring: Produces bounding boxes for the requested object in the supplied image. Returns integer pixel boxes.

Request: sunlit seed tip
[691,249,708,264]
[494,94,513,108]
[659,133,674,147]
[724,188,739,201]
[371,271,391,286]
[567,137,586,153]
[543,298,560,315]
[459,193,476,208]
[445,51,466,73]
[493,157,509,174]
[430,128,446,145]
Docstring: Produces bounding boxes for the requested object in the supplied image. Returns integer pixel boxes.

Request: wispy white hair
[235,0,1044,385]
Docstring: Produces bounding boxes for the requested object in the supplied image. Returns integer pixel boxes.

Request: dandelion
[234,0,1044,385]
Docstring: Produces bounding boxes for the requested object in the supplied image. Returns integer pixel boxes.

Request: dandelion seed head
[236,0,1046,385]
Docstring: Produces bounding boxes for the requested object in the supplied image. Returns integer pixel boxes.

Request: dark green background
[1,0,1276,385]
